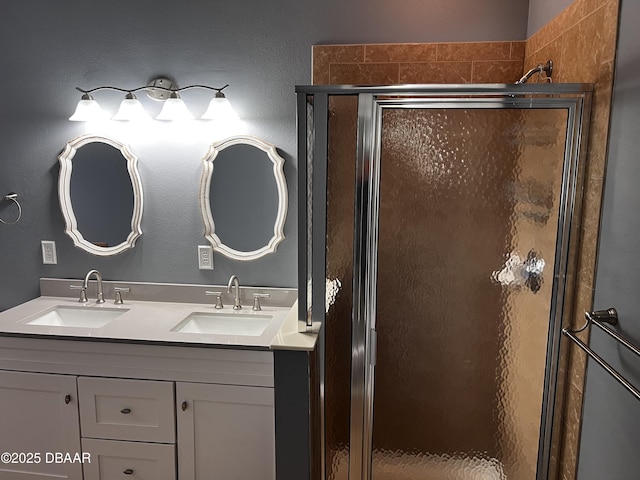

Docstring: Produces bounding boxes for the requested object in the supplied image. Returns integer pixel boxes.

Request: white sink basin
[26,306,129,328]
[171,311,272,337]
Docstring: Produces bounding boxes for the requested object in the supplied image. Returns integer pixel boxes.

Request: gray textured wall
[0,0,529,310]
[527,0,574,36]
[577,1,640,478]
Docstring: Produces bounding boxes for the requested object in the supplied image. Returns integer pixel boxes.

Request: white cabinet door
[0,370,82,480]
[176,382,275,480]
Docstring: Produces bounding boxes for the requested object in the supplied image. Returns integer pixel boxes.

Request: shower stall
[297,84,592,480]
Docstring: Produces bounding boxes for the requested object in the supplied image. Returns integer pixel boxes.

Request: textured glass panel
[371,107,569,480]
[306,96,314,322]
[325,95,358,480]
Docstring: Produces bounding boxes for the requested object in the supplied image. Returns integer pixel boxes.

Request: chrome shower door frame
[295,84,592,480]
[351,92,590,480]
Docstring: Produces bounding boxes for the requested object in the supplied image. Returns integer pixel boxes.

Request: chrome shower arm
[516,59,553,84]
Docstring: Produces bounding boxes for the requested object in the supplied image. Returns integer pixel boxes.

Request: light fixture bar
[70,79,236,122]
[75,83,230,96]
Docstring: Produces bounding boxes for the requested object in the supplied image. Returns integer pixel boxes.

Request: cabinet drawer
[82,438,175,480]
[78,377,175,443]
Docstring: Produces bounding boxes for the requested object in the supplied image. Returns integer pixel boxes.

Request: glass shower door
[369,106,570,480]
[297,84,591,480]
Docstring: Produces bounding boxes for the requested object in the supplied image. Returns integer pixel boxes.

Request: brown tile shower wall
[312,41,526,85]
[525,1,619,479]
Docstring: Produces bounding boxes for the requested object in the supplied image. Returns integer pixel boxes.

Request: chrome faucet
[81,269,105,304]
[227,275,242,310]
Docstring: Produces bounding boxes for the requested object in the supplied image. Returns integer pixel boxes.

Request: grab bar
[563,308,640,402]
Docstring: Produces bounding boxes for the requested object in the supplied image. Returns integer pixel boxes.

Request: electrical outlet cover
[198,245,214,270]
[41,240,57,265]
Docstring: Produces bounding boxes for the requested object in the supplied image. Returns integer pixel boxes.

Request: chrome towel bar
[563,308,640,402]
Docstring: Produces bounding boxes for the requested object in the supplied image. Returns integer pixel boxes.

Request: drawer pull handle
[123,468,134,475]
[120,408,131,414]
[64,395,71,405]
[181,401,188,411]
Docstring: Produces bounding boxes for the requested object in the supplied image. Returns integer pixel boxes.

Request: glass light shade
[155,94,194,121]
[69,97,105,121]
[201,94,239,121]
[112,97,151,121]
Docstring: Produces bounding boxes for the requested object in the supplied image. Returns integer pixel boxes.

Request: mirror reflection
[58,135,143,256]
[200,135,287,261]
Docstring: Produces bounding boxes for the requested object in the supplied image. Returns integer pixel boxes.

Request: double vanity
[0,125,307,478]
[0,276,313,480]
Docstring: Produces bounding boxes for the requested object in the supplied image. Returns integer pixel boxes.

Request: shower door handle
[369,329,377,366]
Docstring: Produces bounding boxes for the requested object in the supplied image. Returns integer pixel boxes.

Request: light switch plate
[41,240,57,265]
[198,245,214,270]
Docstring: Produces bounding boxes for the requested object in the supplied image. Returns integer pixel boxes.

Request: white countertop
[0,296,317,351]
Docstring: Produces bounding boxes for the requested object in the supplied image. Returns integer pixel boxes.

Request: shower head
[516,60,553,84]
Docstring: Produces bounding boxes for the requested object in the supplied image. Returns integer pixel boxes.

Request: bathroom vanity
[0,279,315,480]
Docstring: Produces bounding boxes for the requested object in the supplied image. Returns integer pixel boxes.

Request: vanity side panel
[274,349,315,480]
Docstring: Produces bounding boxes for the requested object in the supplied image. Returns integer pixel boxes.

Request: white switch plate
[41,240,57,265]
[198,245,214,270]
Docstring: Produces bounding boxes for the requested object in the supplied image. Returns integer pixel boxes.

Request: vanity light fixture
[155,91,194,121]
[69,77,237,122]
[201,90,239,122]
[68,93,106,121]
[111,92,151,121]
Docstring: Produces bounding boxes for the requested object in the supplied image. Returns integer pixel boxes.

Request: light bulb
[69,93,105,121]
[156,92,194,121]
[201,91,239,121]
[112,93,151,121]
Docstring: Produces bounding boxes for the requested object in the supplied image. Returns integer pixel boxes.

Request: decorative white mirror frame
[199,135,288,261]
[58,134,144,256]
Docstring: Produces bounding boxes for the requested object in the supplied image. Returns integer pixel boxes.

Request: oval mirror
[199,135,287,261]
[58,134,143,256]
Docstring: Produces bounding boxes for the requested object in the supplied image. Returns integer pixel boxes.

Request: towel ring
[0,193,22,225]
